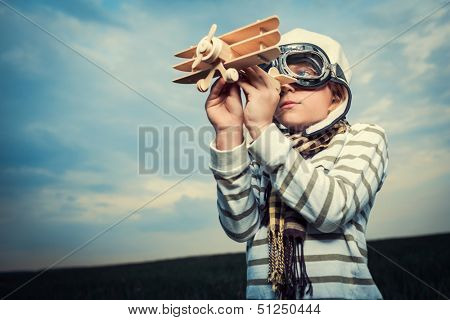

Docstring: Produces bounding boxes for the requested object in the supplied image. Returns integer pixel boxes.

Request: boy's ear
[328,81,346,108]
[328,100,339,114]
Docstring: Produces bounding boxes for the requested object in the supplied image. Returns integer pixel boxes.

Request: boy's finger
[237,79,256,96]
[229,83,241,99]
[251,65,273,88]
[208,77,226,99]
[243,67,265,89]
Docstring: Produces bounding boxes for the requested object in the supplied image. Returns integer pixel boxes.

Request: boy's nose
[280,83,296,95]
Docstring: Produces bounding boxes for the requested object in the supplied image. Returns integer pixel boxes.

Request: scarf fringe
[268,228,313,299]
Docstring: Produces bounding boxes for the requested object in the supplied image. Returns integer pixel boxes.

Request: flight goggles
[259,43,337,88]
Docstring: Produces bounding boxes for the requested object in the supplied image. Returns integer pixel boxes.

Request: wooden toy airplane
[172,15,296,92]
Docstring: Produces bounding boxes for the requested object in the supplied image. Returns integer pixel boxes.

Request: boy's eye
[288,64,318,77]
[298,68,316,76]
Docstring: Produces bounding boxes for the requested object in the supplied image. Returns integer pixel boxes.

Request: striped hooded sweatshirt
[208,28,389,300]
[208,122,389,299]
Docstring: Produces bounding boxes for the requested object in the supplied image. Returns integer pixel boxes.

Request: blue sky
[0,0,449,272]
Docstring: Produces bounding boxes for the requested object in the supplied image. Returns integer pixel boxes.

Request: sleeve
[208,137,263,243]
[247,123,389,233]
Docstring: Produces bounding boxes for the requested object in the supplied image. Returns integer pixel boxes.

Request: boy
[205,28,389,299]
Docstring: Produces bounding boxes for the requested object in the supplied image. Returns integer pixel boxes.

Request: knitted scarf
[262,118,350,300]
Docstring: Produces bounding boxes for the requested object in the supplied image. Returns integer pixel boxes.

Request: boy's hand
[205,77,244,150]
[237,66,280,140]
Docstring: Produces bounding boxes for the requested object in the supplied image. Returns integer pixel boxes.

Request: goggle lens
[285,53,323,79]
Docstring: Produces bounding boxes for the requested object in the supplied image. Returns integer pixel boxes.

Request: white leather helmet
[260,28,352,137]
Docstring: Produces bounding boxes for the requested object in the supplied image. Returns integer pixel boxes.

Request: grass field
[0,232,448,299]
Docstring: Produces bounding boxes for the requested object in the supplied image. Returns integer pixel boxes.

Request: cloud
[0,44,46,76]
[398,17,450,91]
[356,72,374,85]
[8,0,123,26]
[353,96,450,136]
[384,138,450,192]
[355,97,393,123]
[367,172,450,240]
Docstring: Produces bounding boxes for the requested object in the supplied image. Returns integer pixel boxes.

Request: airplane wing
[174,15,279,58]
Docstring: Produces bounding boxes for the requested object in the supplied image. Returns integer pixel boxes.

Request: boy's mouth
[279,100,300,110]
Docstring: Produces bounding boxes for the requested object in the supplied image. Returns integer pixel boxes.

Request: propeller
[192,24,217,70]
